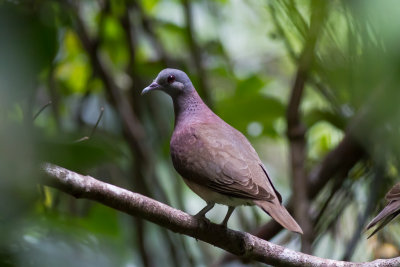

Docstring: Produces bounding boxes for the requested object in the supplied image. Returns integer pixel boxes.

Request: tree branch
[69,4,178,265]
[219,130,365,265]
[286,1,327,253]
[41,163,400,267]
[182,0,212,106]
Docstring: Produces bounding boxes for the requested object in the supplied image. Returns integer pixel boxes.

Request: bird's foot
[219,220,229,228]
[193,214,211,227]
[219,206,234,228]
[193,202,214,227]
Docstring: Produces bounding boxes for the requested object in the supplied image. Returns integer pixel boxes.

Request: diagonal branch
[266,103,365,243]
[218,124,365,265]
[41,163,400,267]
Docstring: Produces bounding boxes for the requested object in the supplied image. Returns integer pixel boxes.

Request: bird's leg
[220,206,235,227]
[194,202,215,219]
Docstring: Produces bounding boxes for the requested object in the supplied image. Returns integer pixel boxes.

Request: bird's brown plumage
[143,68,303,234]
[366,183,400,238]
[171,122,275,202]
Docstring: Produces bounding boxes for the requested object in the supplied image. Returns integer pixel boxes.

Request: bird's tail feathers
[255,200,303,235]
[365,201,400,238]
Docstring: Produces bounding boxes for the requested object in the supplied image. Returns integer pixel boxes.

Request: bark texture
[42,163,400,267]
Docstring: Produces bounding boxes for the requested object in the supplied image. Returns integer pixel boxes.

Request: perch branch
[41,163,400,267]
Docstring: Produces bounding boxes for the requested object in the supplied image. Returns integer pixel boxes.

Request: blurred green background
[2,0,400,266]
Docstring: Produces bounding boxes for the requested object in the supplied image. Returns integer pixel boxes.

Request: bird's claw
[193,214,211,227]
[219,221,228,228]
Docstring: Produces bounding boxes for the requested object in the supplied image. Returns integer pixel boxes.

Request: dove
[142,68,303,234]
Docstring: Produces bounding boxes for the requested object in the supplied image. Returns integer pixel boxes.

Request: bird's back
[143,68,302,233]
[171,109,280,203]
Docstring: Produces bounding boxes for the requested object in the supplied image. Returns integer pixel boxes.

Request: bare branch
[219,127,365,265]
[89,106,104,138]
[41,163,400,267]
[69,4,184,266]
[342,167,383,260]
[253,131,364,241]
[33,101,52,121]
[286,1,327,253]
[74,107,105,143]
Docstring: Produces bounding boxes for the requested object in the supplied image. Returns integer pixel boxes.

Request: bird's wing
[365,183,400,238]
[385,183,400,201]
[366,201,400,238]
[171,121,277,202]
[230,126,283,204]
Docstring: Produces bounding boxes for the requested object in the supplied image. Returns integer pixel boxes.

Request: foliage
[2,0,400,266]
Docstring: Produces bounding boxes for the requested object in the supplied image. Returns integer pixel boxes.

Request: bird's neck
[173,89,211,128]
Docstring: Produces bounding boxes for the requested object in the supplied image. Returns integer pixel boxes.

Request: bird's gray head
[142,68,193,97]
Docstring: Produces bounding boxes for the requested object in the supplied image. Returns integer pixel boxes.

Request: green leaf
[37,132,123,172]
[100,16,129,69]
[78,204,121,237]
[236,75,265,96]
[217,94,285,137]
[0,3,57,105]
[304,108,346,130]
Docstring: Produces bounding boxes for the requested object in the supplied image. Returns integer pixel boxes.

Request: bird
[142,68,303,234]
[366,182,400,238]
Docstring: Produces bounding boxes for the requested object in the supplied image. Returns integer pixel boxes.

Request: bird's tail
[365,201,400,238]
[254,200,303,234]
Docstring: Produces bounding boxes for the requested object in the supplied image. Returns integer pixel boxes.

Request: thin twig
[74,107,104,143]
[268,2,297,61]
[47,64,61,129]
[342,167,383,261]
[33,101,52,121]
[88,106,104,139]
[269,2,343,116]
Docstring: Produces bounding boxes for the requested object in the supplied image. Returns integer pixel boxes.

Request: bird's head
[142,68,193,97]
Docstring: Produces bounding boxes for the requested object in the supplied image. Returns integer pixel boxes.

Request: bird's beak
[142,82,161,95]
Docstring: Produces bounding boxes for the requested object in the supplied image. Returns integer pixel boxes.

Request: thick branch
[41,163,400,267]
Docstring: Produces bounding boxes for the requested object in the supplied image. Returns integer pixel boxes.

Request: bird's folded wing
[385,183,400,201]
[366,200,400,238]
[367,200,400,229]
[171,123,275,201]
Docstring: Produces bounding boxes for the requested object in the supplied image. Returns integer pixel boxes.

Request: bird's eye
[167,75,175,84]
